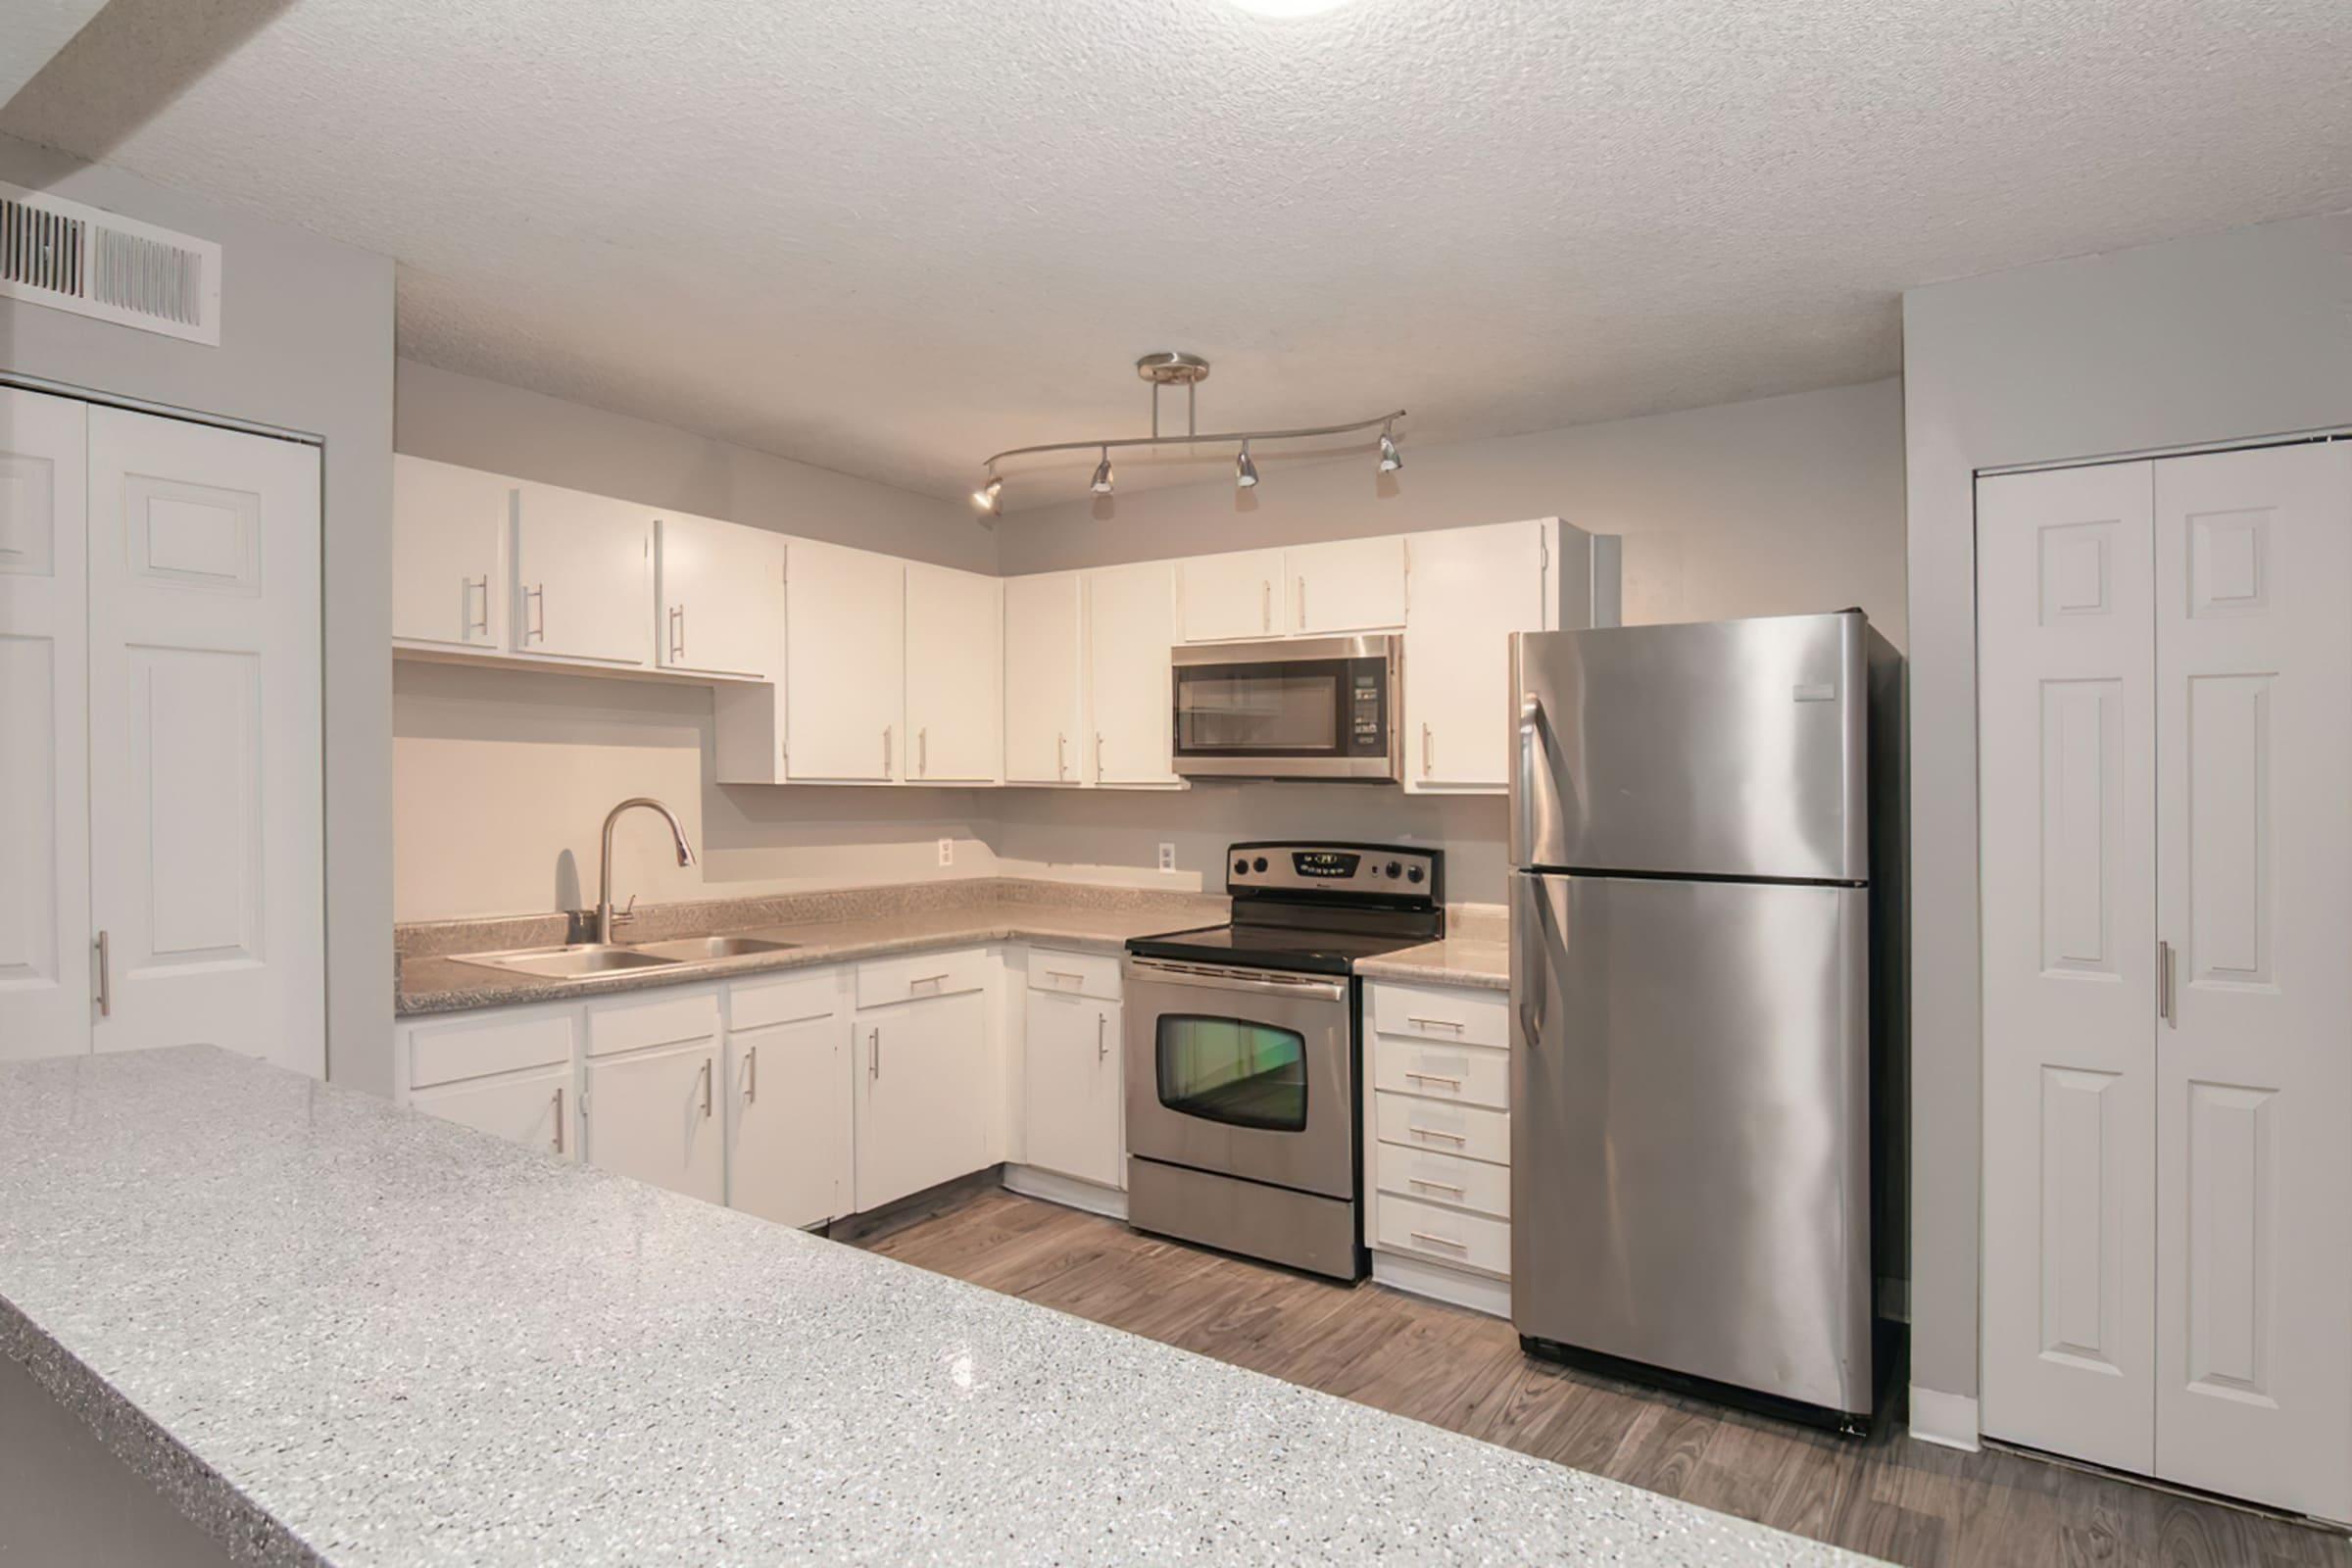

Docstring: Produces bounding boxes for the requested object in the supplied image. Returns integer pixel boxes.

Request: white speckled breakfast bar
[0,1047,1869,1567]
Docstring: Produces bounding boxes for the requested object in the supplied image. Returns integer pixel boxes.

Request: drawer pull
[909,973,949,994]
[1408,1177,1466,1196]
[1408,1230,1469,1252]
[1045,969,1084,987]
[1405,1016,1467,1034]
[1404,1070,1463,1090]
[1407,1125,1467,1146]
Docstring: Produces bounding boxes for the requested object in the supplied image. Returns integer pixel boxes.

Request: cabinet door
[1287,536,1405,634]
[1403,521,1547,792]
[1976,462,2159,1475]
[412,1064,573,1160]
[1023,991,1121,1188]
[511,481,652,666]
[391,455,509,650]
[854,991,989,1211]
[2150,441,2352,1521]
[1002,571,1085,785]
[905,563,1002,782]
[584,1039,724,1203]
[86,408,324,1073]
[728,1013,850,1228]
[0,388,89,1060]
[786,540,904,781]
[1177,549,1286,642]
[656,513,783,679]
[1086,561,1180,786]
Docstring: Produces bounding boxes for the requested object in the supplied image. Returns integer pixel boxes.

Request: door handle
[2158,940,2178,1027]
[552,1086,564,1154]
[1056,731,1067,780]
[883,726,893,777]
[525,583,546,642]
[1297,576,1306,628]
[1421,721,1433,779]
[1515,691,1544,855]
[744,1043,758,1104]
[869,1026,881,1080]
[919,726,928,777]
[1261,580,1271,632]
[1097,1011,1108,1060]
[466,574,490,638]
[700,1057,713,1119]
[1096,731,1105,780]
[667,604,685,662]
[93,930,110,1018]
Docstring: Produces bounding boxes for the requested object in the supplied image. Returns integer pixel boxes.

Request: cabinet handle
[919,726,928,777]
[1408,1177,1465,1197]
[667,604,685,662]
[1405,1016,1467,1034]
[869,1026,881,1080]
[524,582,546,642]
[1297,576,1306,628]
[466,574,490,638]
[552,1086,564,1154]
[1045,969,1083,987]
[909,973,948,996]
[1407,1125,1466,1146]
[1404,1070,1463,1090]
[1096,731,1105,780]
[745,1043,758,1104]
[1056,731,1067,780]
[1098,1011,1108,1060]
[700,1057,713,1120]
[1408,1230,1470,1252]
[1421,721,1433,779]
[882,726,893,777]
[1261,580,1271,632]
[93,930,110,1017]
[2159,940,2178,1027]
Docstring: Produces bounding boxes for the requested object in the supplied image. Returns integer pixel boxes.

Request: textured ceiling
[6,0,2349,507]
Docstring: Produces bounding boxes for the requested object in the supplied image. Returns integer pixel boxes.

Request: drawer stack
[1363,980,1511,1313]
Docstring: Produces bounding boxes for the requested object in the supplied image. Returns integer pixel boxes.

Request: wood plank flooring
[856,1188,2350,1568]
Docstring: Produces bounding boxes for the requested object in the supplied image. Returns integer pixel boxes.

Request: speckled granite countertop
[1356,936,1512,992]
[0,1047,1868,1568]
[396,880,1230,1016]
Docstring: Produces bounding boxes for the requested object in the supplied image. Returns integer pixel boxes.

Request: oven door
[1123,957,1355,1199]
[1171,636,1398,780]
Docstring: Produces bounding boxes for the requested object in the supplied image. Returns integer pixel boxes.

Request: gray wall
[396,360,993,572]
[1902,211,2352,1409]
[0,133,398,1096]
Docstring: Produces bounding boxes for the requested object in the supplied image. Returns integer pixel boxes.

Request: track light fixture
[974,354,1402,511]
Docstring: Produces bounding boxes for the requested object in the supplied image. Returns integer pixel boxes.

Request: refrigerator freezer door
[1510,871,1873,1416]
[1509,613,1869,881]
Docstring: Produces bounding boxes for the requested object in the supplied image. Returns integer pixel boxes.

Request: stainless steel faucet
[597,797,697,944]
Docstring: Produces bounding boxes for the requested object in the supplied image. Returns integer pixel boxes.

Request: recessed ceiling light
[1228,0,1358,17]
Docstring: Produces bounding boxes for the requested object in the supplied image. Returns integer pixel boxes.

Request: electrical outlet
[1157,842,1176,872]
[938,838,954,866]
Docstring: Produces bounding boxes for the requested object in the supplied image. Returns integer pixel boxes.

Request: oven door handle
[1123,957,1348,1004]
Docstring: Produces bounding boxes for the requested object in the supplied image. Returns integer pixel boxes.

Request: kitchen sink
[453,945,680,979]
[627,934,799,961]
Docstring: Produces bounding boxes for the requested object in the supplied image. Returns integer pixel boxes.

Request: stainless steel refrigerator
[1507,611,1900,1430]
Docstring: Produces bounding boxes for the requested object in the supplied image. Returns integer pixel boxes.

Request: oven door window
[1155,1013,1308,1132]
[1174,663,1344,755]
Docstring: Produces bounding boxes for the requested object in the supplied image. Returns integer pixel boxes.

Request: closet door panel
[1976,461,2158,1474]
[2153,441,2352,1520]
[0,389,90,1059]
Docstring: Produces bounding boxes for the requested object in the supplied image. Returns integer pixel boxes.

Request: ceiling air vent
[0,180,220,346]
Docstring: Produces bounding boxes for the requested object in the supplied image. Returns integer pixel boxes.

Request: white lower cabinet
[854,984,992,1211]
[726,969,851,1228]
[1363,979,1512,1317]
[584,1037,724,1204]
[410,1062,574,1160]
[1022,990,1122,1189]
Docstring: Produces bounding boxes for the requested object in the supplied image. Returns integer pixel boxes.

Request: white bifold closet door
[1979,440,2352,1521]
[87,405,323,1071]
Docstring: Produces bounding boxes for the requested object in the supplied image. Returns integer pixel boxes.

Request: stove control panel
[1225,842,1439,897]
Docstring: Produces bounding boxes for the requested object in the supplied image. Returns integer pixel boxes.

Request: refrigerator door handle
[1511,876,1553,1054]
[1515,691,1544,862]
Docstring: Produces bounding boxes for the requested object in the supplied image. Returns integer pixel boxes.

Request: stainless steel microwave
[1170,635,1401,781]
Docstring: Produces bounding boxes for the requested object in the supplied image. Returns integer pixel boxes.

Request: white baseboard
[1370,1251,1512,1319]
[1002,1163,1129,1221]
[1907,1386,1981,1451]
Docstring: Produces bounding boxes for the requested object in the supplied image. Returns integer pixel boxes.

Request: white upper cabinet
[905,564,1003,783]
[1404,520,1551,793]
[655,513,783,680]
[1286,536,1406,635]
[1177,548,1288,642]
[391,455,510,651]
[786,539,905,782]
[1087,561,1182,786]
[1003,572,1086,785]
[510,480,653,667]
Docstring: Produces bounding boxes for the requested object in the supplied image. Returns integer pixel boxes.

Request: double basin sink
[453,932,799,981]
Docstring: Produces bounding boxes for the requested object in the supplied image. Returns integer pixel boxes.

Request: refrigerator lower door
[1510,872,1873,1417]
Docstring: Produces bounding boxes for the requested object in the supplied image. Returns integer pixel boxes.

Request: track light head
[1378,425,1402,473]
[969,472,1003,514]
[1235,441,1258,490]
[1091,447,1115,496]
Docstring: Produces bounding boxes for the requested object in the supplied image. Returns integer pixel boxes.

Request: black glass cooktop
[1126,921,1435,976]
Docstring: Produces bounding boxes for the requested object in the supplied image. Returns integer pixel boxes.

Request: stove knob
[1385,860,1401,879]
[1252,857,1269,873]
[1406,865,1425,884]
[1233,858,1249,876]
